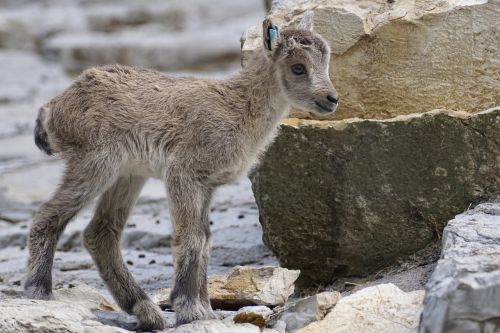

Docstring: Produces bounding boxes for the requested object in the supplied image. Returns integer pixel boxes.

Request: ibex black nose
[327,94,339,104]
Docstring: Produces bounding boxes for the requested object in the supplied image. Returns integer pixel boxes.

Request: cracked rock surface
[420,198,500,333]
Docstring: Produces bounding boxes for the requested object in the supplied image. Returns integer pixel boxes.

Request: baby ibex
[25,12,338,330]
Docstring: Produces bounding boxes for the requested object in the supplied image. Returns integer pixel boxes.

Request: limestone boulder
[250,108,500,285]
[419,199,500,333]
[298,284,424,333]
[242,0,500,120]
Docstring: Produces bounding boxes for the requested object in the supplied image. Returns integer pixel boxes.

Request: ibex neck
[226,49,290,143]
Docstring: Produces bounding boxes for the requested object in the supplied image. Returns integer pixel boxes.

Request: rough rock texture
[251,108,500,285]
[419,199,500,333]
[0,299,128,333]
[155,266,300,310]
[242,0,500,120]
[298,284,424,333]
[277,291,341,332]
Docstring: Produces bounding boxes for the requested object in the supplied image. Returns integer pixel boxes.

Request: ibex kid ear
[263,18,280,55]
[297,11,314,31]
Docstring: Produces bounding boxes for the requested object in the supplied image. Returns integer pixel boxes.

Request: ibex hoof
[133,299,166,331]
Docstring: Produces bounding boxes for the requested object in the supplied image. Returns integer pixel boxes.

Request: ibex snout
[314,88,339,113]
[327,93,339,104]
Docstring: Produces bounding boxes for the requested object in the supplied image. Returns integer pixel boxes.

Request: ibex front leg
[166,175,216,325]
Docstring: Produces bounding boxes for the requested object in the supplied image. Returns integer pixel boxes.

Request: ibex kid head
[263,11,339,115]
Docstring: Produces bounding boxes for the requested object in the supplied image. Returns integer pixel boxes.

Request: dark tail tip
[34,108,53,156]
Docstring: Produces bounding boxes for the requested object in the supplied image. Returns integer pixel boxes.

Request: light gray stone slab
[420,199,500,333]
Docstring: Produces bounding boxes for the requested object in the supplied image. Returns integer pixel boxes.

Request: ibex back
[25,12,338,330]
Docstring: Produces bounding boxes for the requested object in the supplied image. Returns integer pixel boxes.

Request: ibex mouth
[315,101,335,113]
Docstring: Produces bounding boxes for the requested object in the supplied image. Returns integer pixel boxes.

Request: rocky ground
[3,0,497,332]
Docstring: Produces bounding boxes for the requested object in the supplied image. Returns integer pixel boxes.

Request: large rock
[250,108,500,285]
[298,284,424,333]
[242,0,500,120]
[419,199,500,333]
[155,266,300,310]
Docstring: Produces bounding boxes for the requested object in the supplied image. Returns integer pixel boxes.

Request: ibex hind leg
[199,192,217,320]
[83,174,165,331]
[25,158,118,300]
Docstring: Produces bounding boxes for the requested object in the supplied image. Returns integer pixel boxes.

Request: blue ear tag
[267,25,278,50]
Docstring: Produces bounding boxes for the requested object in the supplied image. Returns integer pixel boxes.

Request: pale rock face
[298,284,424,333]
[242,0,500,120]
[0,298,129,333]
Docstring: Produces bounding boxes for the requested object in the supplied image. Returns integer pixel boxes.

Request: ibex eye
[291,64,306,75]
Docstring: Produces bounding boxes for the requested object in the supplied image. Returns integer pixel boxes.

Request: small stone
[233,305,273,328]
[209,266,300,310]
[276,291,341,331]
[154,266,300,310]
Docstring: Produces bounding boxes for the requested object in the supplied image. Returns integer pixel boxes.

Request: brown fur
[25,13,338,330]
